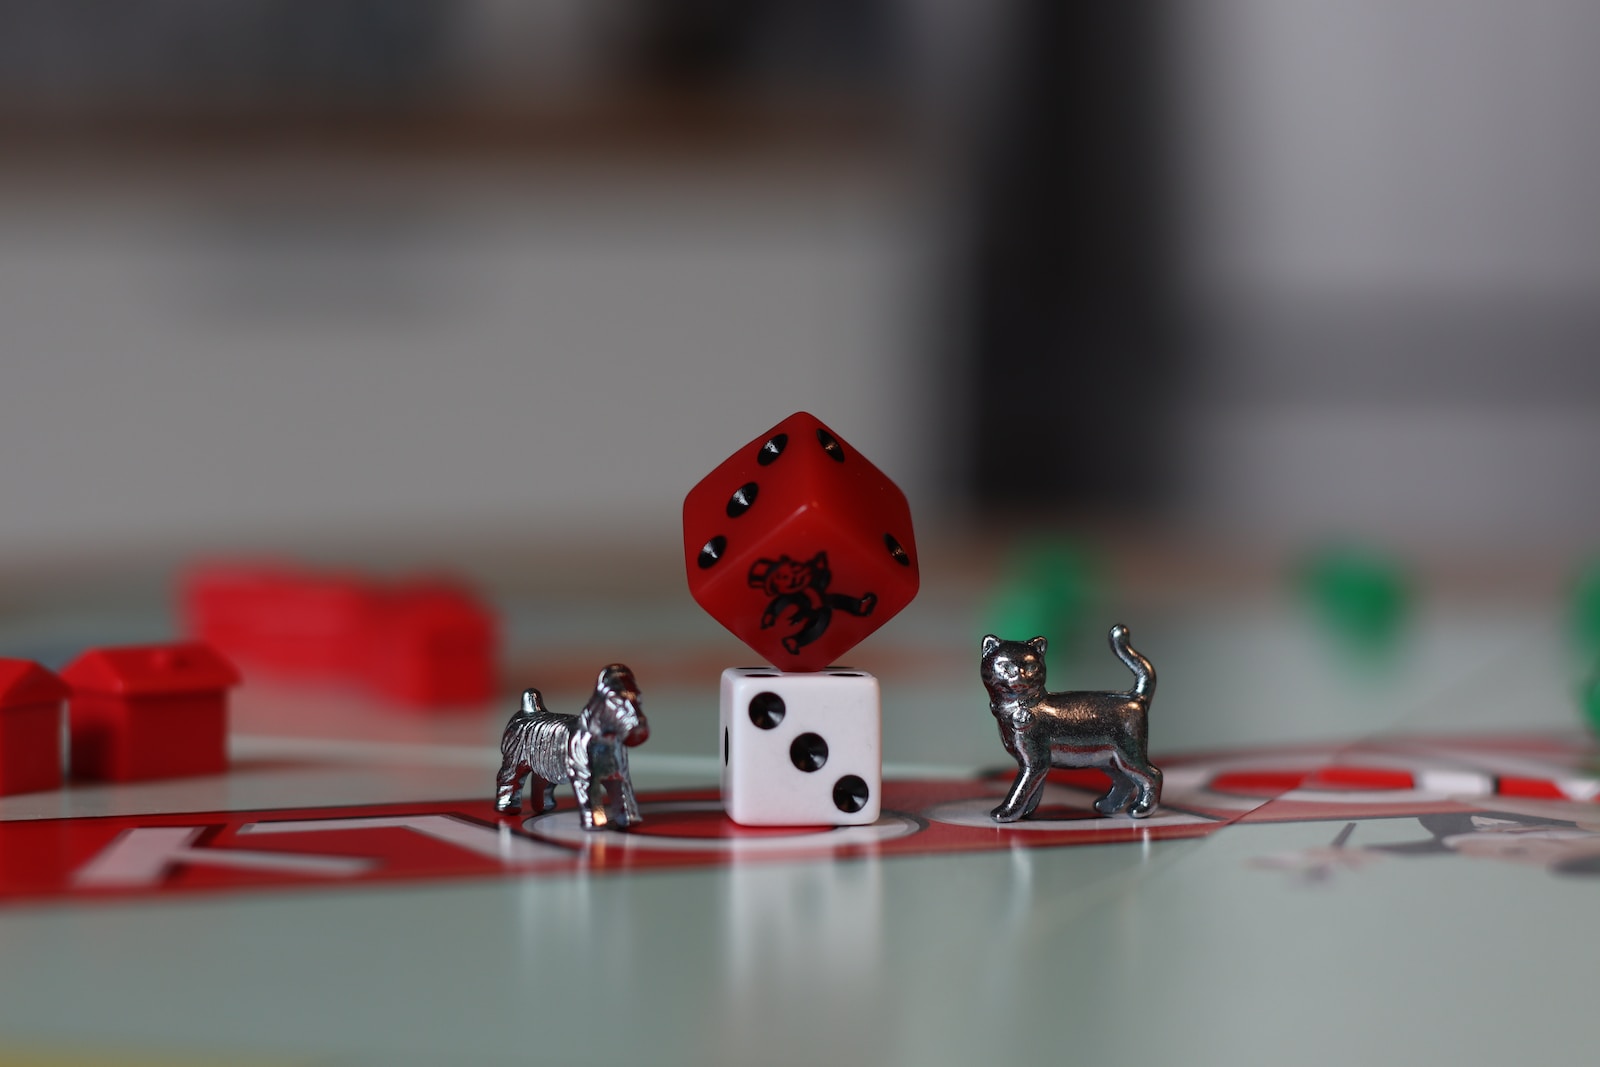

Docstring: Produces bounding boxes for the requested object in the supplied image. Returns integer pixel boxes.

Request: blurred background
[1,0,1597,592]
[3,11,1599,1063]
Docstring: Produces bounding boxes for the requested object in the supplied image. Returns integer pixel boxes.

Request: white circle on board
[924,792,1221,832]
[524,799,922,853]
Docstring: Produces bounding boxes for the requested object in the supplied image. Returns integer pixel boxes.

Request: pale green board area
[0,595,1588,1065]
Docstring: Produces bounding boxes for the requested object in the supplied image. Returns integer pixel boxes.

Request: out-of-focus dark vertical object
[967,2,1180,513]
[612,0,901,93]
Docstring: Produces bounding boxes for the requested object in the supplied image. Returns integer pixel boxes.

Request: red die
[683,411,919,671]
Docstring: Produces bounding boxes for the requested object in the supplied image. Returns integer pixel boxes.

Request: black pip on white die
[719,667,882,826]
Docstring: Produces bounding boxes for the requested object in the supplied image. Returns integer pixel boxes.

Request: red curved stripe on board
[1310,767,1416,791]
[1044,769,1115,792]
[1496,776,1566,799]
[1208,771,1311,797]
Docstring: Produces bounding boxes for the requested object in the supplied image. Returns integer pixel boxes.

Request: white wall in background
[1171,0,1600,550]
[1176,0,1600,301]
[0,169,925,558]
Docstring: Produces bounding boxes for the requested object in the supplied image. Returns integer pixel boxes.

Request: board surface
[0,578,1592,1066]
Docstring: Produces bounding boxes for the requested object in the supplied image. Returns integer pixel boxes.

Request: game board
[0,575,1592,1066]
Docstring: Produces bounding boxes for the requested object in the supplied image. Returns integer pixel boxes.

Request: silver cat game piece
[495,663,650,831]
[981,625,1161,821]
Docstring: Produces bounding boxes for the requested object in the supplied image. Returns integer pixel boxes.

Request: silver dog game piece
[981,625,1161,821]
[495,663,650,831]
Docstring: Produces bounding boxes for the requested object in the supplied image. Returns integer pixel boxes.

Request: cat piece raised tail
[1110,624,1156,699]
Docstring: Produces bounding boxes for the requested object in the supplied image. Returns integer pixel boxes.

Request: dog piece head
[593,663,649,746]
[980,634,1049,700]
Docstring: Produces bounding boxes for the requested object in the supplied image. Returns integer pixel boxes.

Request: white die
[720,667,881,826]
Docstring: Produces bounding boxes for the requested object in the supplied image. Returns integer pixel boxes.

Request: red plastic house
[0,659,68,796]
[181,561,499,710]
[365,580,499,708]
[63,643,240,782]
[181,561,376,681]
